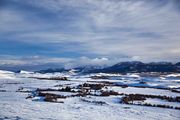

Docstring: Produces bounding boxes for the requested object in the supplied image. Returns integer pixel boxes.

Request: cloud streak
[0,0,180,70]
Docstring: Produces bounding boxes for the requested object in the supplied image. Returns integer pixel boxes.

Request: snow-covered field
[0,70,180,120]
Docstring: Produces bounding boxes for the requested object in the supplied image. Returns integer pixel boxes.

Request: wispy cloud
[0,0,180,70]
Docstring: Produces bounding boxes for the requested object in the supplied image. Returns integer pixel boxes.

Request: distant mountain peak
[36,61,180,73]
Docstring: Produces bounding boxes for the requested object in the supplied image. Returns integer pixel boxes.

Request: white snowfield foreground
[0,70,180,120]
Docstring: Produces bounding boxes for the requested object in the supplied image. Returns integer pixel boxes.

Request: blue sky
[0,0,180,70]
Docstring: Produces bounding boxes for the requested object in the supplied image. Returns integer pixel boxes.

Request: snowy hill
[0,70,15,79]
[83,61,180,73]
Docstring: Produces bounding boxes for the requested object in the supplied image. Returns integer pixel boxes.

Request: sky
[0,0,180,70]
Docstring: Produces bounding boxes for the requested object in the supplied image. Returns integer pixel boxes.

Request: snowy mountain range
[38,61,180,73]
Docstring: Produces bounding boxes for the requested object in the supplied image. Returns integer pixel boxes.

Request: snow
[105,86,178,97]
[0,70,180,120]
[0,70,14,74]
[126,73,140,78]
[19,70,34,74]
[0,70,15,79]
[143,98,180,108]
[90,73,122,77]
[166,73,180,78]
